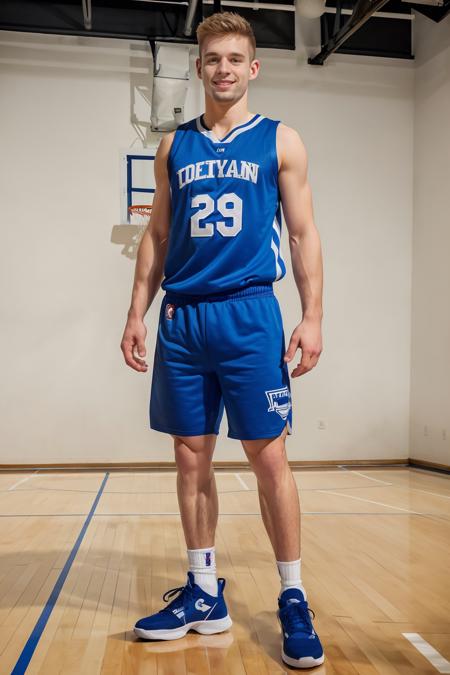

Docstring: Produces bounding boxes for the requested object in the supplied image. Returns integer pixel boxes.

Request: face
[196,33,260,104]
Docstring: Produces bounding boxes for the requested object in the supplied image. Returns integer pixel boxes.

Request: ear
[195,56,202,79]
[249,59,260,81]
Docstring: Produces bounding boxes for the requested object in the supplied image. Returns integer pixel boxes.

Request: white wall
[410,15,450,465]
[0,26,414,464]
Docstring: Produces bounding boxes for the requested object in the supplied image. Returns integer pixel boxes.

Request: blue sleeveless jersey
[161,113,287,295]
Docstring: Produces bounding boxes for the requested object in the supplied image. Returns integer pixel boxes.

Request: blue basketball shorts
[149,283,293,440]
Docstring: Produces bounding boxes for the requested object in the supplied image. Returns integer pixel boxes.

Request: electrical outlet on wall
[318,420,326,430]
[424,425,429,436]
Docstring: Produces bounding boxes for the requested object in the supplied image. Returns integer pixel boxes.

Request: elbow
[288,222,319,248]
[288,233,302,248]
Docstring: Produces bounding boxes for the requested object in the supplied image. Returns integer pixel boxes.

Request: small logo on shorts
[265,387,292,420]
[165,303,176,320]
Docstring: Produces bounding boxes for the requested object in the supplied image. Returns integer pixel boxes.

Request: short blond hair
[196,12,256,61]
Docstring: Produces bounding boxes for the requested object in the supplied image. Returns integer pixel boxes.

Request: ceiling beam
[308,0,392,65]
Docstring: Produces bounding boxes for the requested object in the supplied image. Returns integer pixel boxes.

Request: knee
[173,435,215,483]
[244,440,289,485]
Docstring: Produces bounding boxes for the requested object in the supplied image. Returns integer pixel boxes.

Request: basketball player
[121,12,324,668]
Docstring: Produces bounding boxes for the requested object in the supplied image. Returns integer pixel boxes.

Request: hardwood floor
[1,467,449,674]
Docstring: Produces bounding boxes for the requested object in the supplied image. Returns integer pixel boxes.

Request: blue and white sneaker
[278,588,325,668]
[134,572,232,640]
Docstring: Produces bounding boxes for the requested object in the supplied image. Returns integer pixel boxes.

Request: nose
[216,56,231,73]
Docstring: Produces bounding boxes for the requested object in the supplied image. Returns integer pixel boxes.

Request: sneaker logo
[195,598,212,612]
[172,608,185,619]
[265,387,291,420]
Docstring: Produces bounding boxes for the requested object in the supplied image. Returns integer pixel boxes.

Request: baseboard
[408,458,450,475]
[1,458,448,473]
[0,458,410,472]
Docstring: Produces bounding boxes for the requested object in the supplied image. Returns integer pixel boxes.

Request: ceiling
[0,0,448,63]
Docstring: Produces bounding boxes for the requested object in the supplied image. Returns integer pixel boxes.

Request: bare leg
[242,425,300,561]
[133,434,229,640]
[241,430,323,667]
[172,434,218,549]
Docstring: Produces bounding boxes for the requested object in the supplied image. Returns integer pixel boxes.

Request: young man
[120,11,324,669]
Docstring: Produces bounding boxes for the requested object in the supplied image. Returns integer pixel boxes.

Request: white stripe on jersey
[272,215,286,281]
[196,114,265,144]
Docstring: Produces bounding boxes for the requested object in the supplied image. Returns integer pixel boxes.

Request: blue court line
[11,472,110,675]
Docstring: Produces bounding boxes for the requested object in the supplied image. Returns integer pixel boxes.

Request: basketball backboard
[120,147,158,223]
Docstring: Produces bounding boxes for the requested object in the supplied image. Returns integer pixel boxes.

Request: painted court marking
[8,471,39,491]
[234,473,250,491]
[343,466,450,500]
[11,473,109,674]
[407,487,450,500]
[343,468,393,486]
[402,633,450,673]
[1,481,403,495]
[317,489,422,514]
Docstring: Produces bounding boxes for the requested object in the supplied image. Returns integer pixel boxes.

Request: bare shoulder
[277,122,301,141]
[276,123,308,170]
[156,130,176,158]
[154,130,176,181]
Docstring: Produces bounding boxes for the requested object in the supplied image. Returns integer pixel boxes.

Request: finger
[136,339,146,358]
[129,354,148,372]
[291,364,309,377]
[120,339,133,364]
[284,335,298,362]
[133,345,148,367]
[121,339,148,372]
[291,353,319,377]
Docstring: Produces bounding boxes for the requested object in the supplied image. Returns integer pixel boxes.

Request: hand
[120,317,148,372]
[284,317,322,377]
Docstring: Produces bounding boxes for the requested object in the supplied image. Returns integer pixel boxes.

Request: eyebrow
[204,51,246,58]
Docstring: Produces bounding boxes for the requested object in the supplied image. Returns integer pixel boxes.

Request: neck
[202,96,252,130]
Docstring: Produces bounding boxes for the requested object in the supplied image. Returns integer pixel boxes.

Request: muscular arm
[128,132,173,320]
[277,124,323,322]
[121,131,173,371]
[277,124,323,376]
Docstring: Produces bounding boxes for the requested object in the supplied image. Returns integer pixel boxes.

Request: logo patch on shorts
[265,387,292,420]
[165,303,176,320]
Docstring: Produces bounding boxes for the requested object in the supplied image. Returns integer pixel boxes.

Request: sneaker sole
[282,648,325,668]
[134,615,233,641]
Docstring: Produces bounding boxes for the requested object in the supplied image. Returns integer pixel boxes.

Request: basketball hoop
[128,204,152,221]
[127,204,152,253]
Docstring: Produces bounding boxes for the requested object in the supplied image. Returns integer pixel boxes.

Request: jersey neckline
[196,113,264,144]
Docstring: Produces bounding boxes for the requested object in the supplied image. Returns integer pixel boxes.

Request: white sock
[277,558,308,600]
[187,546,218,597]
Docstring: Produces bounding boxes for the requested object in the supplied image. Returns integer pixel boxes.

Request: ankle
[187,546,218,596]
[277,558,307,600]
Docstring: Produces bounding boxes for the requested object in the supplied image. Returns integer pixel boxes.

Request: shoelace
[282,602,316,635]
[160,583,194,614]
